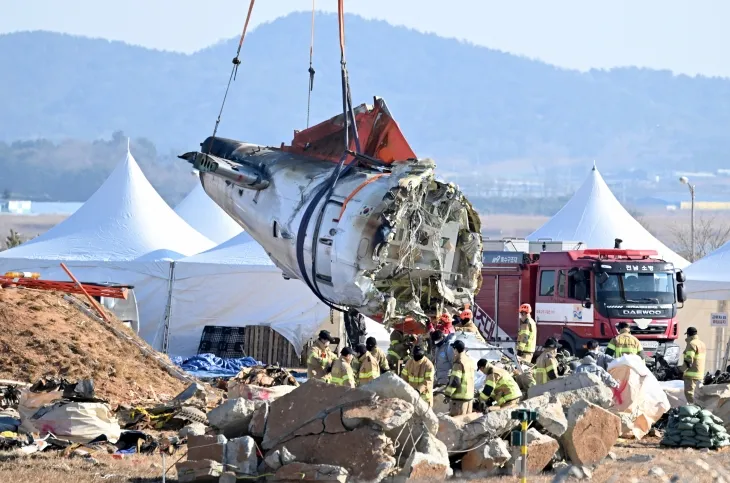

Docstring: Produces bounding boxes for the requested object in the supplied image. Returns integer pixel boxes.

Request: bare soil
[0,287,186,406]
[0,214,66,242]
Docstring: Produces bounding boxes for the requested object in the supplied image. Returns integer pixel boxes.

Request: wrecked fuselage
[180,101,482,330]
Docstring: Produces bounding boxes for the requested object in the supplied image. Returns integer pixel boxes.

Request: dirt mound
[0,287,186,405]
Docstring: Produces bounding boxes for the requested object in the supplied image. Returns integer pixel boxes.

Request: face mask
[414,352,425,361]
[462,318,471,323]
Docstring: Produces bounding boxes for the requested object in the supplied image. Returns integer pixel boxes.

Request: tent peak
[592,160,597,171]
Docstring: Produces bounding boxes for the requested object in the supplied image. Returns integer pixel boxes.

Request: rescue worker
[366,337,390,373]
[575,355,619,388]
[456,307,486,343]
[680,327,706,404]
[354,343,380,386]
[431,330,456,386]
[388,330,416,372]
[444,339,476,416]
[516,303,537,363]
[605,322,645,359]
[401,345,435,407]
[534,337,560,385]
[586,339,614,370]
[430,313,455,335]
[329,347,356,388]
[477,359,522,410]
[307,330,337,381]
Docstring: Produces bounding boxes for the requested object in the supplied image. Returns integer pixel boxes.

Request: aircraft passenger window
[540,270,556,296]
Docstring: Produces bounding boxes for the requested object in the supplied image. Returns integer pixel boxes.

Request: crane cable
[205,0,256,153]
[306,0,316,128]
[296,0,363,312]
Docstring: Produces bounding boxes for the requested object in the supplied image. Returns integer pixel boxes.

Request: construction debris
[561,399,621,466]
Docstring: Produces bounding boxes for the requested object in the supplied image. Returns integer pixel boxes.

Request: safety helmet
[439,313,451,324]
[519,303,532,314]
[460,308,473,320]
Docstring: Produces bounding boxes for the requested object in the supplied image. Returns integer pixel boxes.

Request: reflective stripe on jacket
[480,366,522,405]
[444,352,475,401]
[330,357,355,387]
[369,347,390,372]
[683,335,706,380]
[534,349,558,385]
[401,357,435,405]
[307,339,336,380]
[606,329,642,357]
[356,352,380,385]
[516,316,536,353]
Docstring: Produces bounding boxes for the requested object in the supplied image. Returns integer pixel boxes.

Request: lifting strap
[306,0,316,128]
[205,0,256,153]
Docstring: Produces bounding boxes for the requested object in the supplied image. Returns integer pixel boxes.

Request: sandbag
[679,405,701,418]
[661,405,728,449]
[678,422,695,430]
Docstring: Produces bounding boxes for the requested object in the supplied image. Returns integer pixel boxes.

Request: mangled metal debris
[180,98,482,328]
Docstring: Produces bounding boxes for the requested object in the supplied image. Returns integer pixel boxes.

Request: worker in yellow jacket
[306,330,337,381]
[680,327,706,403]
[366,337,390,373]
[516,303,537,363]
[606,322,645,360]
[456,308,486,343]
[329,347,356,388]
[354,343,380,386]
[534,338,559,385]
[401,345,435,407]
[444,340,476,416]
[477,359,522,410]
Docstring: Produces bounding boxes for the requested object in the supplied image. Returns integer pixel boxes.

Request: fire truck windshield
[596,272,675,305]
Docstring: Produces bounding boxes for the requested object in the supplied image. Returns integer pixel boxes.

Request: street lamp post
[679,176,696,261]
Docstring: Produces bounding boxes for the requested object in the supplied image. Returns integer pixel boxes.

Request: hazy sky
[2,0,729,77]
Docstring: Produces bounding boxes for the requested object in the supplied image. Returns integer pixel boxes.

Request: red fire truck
[474,239,687,366]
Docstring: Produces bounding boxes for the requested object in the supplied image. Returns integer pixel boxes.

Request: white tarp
[174,176,243,245]
[0,149,215,348]
[167,232,331,357]
[527,165,689,269]
[684,241,730,299]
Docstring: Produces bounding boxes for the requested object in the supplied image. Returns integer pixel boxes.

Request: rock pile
[660,405,730,449]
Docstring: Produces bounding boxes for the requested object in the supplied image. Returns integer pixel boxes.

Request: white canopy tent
[0,149,215,347]
[174,177,243,245]
[166,232,331,358]
[684,243,730,299]
[527,165,689,269]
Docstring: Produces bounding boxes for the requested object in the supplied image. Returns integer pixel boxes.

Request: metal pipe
[179,151,270,190]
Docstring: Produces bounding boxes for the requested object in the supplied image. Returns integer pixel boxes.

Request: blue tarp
[172,353,263,378]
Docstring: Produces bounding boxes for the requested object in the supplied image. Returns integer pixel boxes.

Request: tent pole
[161,261,176,354]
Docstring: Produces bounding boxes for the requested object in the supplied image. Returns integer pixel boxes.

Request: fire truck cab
[475,239,687,366]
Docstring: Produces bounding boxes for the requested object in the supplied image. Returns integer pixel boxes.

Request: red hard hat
[519,303,532,314]
[460,309,473,319]
[439,313,451,323]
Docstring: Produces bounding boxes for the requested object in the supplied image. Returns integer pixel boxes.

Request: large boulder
[248,403,269,438]
[359,373,439,434]
[269,426,396,483]
[535,401,568,438]
[402,451,450,481]
[225,436,257,475]
[561,400,621,466]
[187,434,226,463]
[461,438,511,475]
[552,384,614,409]
[176,459,223,482]
[342,398,414,432]
[527,373,603,399]
[262,379,375,450]
[436,413,482,452]
[272,462,349,482]
[510,428,559,474]
[207,398,259,438]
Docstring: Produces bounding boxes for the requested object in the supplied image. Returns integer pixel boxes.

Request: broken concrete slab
[248,402,268,438]
[269,426,395,483]
[536,401,568,438]
[551,384,614,409]
[262,379,375,450]
[188,434,227,463]
[528,372,603,399]
[225,436,257,475]
[294,418,325,437]
[176,459,223,483]
[342,398,414,432]
[561,399,621,466]
[173,382,208,408]
[179,422,208,439]
[272,462,349,482]
[510,428,558,474]
[402,451,450,481]
[265,449,284,471]
[359,373,439,435]
[415,431,450,468]
[207,398,259,438]
[323,409,347,434]
[436,413,483,452]
[461,438,511,474]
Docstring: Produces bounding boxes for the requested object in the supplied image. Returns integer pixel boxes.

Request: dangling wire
[306,0,316,128]
[206,0,256,153]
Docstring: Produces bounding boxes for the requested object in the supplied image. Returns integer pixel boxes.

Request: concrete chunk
[359,373,439,434]
[179,422,208,439]
[176,459,223,482]
[342,398,414,431]
[248,402,269,438]
[510,428,559,474]
[461,438,511,474]
[528,373,603,399]
[561,400,621,466]
[207,398,259,438]
[225,436,257,475]
[273,462,348,482]
[536,401,568,438]
[552,384,614,409]
[188,434,227,463]
[402,452,450,481]
[323,409,347,434]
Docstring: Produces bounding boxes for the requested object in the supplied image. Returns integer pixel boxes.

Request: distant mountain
[2,12,730,173]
